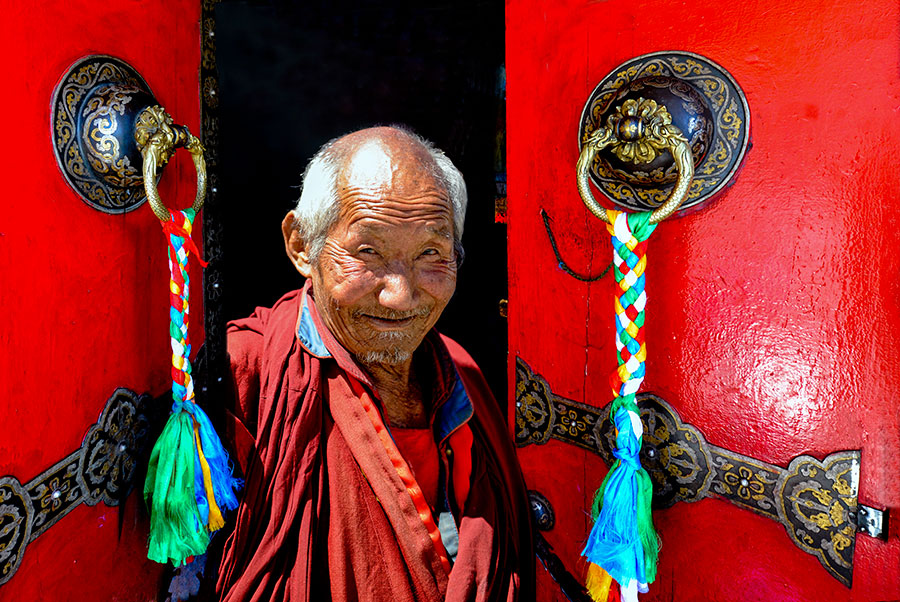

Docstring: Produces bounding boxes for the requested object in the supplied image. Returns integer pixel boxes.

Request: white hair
[292,127,468,263]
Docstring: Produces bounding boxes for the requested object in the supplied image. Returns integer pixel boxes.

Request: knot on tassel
[611,445,642,472]
[163,209,208,268]
[582,406,653,589]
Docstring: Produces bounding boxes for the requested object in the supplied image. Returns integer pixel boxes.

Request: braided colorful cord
[582,210,659,602]
[144,208,240,567]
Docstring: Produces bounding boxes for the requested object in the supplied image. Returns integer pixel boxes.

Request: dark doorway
[214,1,508,399]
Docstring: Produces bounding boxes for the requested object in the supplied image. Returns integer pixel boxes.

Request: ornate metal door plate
[51,55,157,213]
[579,51,751,214]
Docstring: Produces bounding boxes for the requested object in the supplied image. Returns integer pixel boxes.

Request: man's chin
[350,328,426,366]
[356,348,413,366]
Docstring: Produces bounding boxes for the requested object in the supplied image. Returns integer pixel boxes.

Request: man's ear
[282,211,313,278]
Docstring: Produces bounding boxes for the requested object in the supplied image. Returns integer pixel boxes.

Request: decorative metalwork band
[199,0,228,407]
[0,389,151,586]
[515,357,860,587]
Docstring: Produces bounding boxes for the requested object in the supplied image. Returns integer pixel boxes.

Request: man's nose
[378,264,418,311]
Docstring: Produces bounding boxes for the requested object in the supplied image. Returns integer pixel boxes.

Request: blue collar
[435,374,473,446]
[296,291,331,358]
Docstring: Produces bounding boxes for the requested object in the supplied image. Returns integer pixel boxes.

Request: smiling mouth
[362,314,418,329]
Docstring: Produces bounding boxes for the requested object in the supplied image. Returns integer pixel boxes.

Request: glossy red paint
[0,1,201,599]
[507,0,900,600]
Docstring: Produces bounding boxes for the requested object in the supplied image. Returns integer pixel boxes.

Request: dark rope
[541,209,613,282]
[535,531,592,602]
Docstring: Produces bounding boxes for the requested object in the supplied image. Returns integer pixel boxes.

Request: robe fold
[215,283,534,601]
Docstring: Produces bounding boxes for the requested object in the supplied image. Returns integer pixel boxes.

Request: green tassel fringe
[144,411,210,566]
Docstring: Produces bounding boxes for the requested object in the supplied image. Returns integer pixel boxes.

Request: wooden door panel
[507,0,900,600]
[0,1,201,598]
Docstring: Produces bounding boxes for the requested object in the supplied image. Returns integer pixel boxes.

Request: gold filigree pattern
[80,84,145,188]
[203,75,219,109]
[578,51,750,212]
[777,455,860,578]
[29,462,81,539]
[598,78,710,188]
[725,466,767,500]
[515,357,860,586]
[711,454,780,519]
[515,364,558,446]
[0,476,33,586]
[79,389,150,506]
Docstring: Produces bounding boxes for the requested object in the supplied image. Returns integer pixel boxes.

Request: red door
[0,1,202,598]
[507,1,900,600]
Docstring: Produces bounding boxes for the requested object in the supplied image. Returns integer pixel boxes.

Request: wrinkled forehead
[337,137,444,196]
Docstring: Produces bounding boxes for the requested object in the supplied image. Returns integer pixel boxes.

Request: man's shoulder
[227,288,304,371]
[227,289,303,338]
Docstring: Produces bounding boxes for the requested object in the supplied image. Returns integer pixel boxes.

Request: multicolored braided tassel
[582,209,659,602]
[144,208,241,567]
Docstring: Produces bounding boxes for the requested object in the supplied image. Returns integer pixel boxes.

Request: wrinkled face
[309,139,457,367]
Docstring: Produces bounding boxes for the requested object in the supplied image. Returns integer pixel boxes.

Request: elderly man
[214,126,534,601]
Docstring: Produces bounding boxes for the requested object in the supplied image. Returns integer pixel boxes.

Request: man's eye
[419,248,439,257]
[358,247,378,255]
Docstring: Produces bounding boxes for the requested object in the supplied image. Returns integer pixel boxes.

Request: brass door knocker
[577,97,694,224]
[577,51,751,220]
[134,106,206,221]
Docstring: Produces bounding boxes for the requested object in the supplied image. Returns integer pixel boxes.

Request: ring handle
[576,98,694,225]
[135,106,207,221]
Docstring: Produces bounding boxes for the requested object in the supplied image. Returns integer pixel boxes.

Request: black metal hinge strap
[515,356,866,587]
[0,389,154,586]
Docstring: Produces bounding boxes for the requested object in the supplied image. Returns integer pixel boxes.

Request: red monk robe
[215,282,535,601]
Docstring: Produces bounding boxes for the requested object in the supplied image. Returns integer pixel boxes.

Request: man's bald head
[292,126,467,263]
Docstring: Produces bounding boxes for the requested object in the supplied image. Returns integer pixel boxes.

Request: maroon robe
[215,284,534,601]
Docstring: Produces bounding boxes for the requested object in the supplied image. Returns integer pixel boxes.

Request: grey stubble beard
[355,330,416,366]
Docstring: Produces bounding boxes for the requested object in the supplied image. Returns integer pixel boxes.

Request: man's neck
[365,360,429,429]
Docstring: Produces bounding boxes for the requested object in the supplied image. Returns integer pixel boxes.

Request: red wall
[507,0,900,600]
[0,1,201,598]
